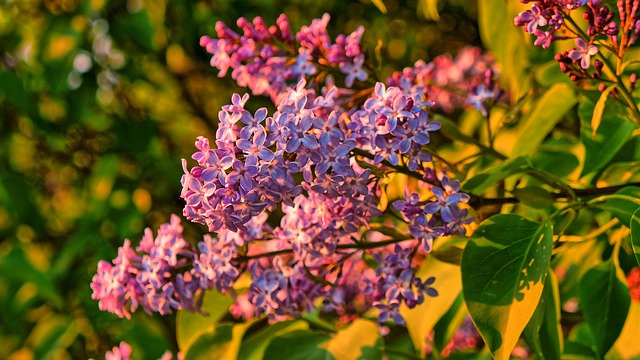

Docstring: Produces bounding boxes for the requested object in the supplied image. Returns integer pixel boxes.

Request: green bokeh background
[0,0,479,358]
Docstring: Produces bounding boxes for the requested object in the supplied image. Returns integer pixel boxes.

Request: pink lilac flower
[387,47,499,113]
[104,341,182,360]
[91,215,245,318]
[105,342,132,360]
[201,14,367,101]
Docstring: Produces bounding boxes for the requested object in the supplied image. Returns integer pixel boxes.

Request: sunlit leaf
[326,319,383,359]
[238,320,309,360]
[579,260,631,359]
[590,84,616,139]
[401,257,462,355]
[432,294,466,354]
[183,321,252,360]
[461,215,553,360]
[370,0,388,13]
[263,330,334,360]
[612,301,640,359]
[182,324,234,360]
[510,83,577,157]
[417,0,439,20]
[176,290,234,351]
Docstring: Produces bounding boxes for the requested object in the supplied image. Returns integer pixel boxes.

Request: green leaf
[401,257,462,355]
[263,330,334,360]
[591,84,616,138]
[592,187,640,225]
[29,315,78,359]
[523,271,563,360]
[579,97,635,176]
[326,319,383,360]
[631,207,640,267]
[183,321,252,360]
[112,11,155,51]
[579,260,631,359]
[531,151,580,178]
[564,323,597,358]
[176,290,234,351]
[462,156,531,194]
[535,61,572,87]
[597,161,640,186]
[513,186,554,209]
[182,324,233,360]
[0,246,63,308]
[238,321,309,360]
[510,83,577,157]
[461,214,553,360]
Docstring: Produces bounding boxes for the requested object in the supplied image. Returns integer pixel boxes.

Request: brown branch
[470,182,640,208]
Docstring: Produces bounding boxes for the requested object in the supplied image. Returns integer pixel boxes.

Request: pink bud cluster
[200,14,367,102]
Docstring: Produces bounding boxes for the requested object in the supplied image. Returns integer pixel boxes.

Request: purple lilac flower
[514,0,588,49]
[568,38,598,69]
[366,245,438,325]
[94,14,484,328]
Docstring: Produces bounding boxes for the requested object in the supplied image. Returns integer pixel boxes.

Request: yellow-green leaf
[176,290,234,351]
[461,214,553,360]
[591,84,616,139]
[400,257,462,355]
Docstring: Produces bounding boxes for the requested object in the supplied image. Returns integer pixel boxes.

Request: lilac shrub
[91,4,640,359]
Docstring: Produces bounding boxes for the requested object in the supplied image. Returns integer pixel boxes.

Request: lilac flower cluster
[368,245,438,324]
[517,0,640,76]
[200,14,367,101]
[91,215,246,318]
[386,47,500,113]
[94,13,476,328]
[514,0,588,48]
[393,174,471,252]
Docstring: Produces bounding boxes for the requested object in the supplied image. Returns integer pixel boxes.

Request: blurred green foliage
[0,0,479,358]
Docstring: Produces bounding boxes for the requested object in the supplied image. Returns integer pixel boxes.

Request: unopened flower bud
[594,60,603,76]
[598,83,607,91]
